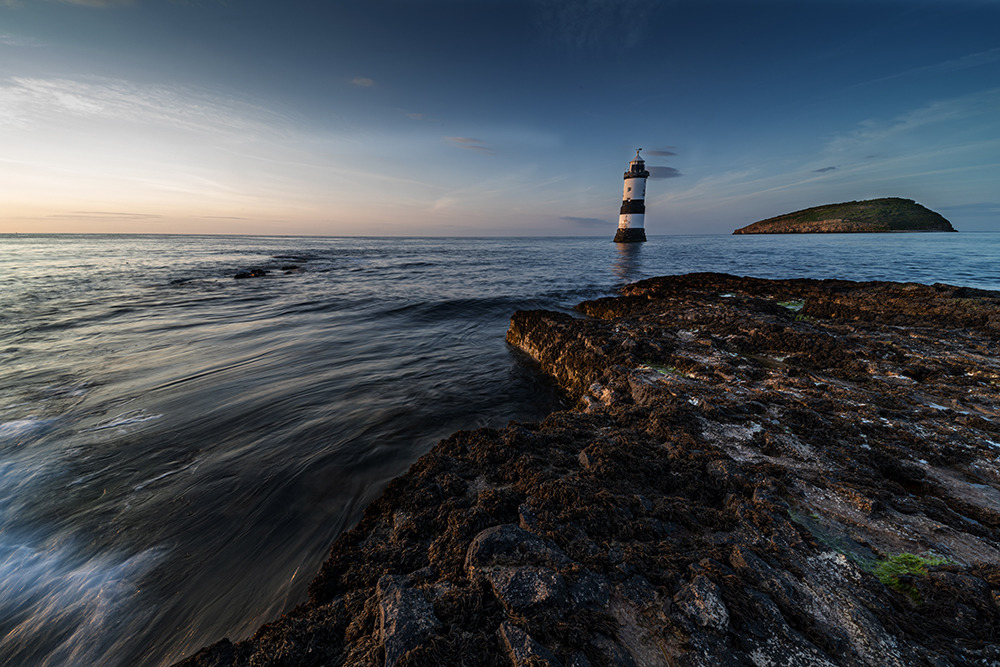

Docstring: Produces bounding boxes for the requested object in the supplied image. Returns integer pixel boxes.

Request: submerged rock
[177,272,1000,666]
[233,268,268,279]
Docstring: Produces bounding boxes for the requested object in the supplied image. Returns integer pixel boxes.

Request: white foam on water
[87,410,162,432]
[0,418,164,665]
[0,418,55,444]
[0,536,163,666]
[41,382,90,399]
[132,461,197,491]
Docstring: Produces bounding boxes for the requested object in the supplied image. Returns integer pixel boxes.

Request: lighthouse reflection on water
[612,241,643,284]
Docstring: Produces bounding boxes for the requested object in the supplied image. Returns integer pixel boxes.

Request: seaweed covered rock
[178,273,1000,666]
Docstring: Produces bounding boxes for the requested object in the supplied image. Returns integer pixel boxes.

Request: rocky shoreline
[179,273,1000,666]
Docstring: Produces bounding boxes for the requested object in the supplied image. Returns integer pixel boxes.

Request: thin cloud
[406,112,425,120]
[644,149,676,157]
[647,166,681,179]
[561,216,607,227]
[813,166,838,173]
[937,202,1000,215]
[0,76,292,135]
[351,77,374,87]
[49,211,162,219]
[431,196,457,211]
[824,87,1000,159]
[57,0,134,6]
[446,136,494,155]
[863,47,1000,87]
[0,34,39,46]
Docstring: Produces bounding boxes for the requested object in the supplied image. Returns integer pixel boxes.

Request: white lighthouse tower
[614,149,650,243]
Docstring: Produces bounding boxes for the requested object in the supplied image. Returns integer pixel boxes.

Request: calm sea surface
[2,232,998,665]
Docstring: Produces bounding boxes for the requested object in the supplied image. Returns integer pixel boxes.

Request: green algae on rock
[733,197,957,234]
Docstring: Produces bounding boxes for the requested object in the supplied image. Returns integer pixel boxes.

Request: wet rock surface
[177,273,1000,666]
[376,576,440,666]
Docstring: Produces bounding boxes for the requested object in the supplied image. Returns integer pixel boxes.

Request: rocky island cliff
[733,198,956,234]
[180,273,1000,667]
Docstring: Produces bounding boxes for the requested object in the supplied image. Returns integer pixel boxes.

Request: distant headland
[733,197,956,234]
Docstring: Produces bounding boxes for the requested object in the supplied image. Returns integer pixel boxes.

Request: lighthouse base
[613,227,647,243]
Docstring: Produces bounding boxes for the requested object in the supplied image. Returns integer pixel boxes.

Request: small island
[733,197,956,234]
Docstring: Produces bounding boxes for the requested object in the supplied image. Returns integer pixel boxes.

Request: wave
[85,410,162,433]
[271,254,319,262]
[0,418,55,446]
[0,537,162,667]
[380,295,542,323]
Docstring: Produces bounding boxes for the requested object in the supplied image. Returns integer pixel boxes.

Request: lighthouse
[614,149,650,243]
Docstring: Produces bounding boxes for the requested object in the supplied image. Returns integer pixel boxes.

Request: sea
[1,232,998,666]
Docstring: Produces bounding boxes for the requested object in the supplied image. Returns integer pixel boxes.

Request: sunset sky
[2,0,998,236]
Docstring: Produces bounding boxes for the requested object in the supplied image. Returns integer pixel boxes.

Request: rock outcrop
[733,198,957,234]
[178,273,1000,667]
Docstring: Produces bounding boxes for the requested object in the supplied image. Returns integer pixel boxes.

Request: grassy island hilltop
[733,197,957,234]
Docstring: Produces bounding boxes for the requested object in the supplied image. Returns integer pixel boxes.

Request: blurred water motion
[1,232,998,665]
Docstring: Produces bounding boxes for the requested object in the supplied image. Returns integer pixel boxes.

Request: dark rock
[729,546,808,611]
[616,574,659,608]
[738,590,838,666]
[233,267,268,279]
[518,503,539,532]
[588,634,637,667]
[497,621,562,667]
[376,575,441,667]
[635,494,654,513]
[174,639,234,667]
[465,524,572,577]
[485,566,567,615]
[568,570,611,609]
[675,575,730,631]
[409,566,436,583]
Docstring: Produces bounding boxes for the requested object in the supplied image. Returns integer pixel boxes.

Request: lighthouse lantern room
[614,149,650,243]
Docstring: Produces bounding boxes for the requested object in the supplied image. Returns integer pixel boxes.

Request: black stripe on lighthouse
[620,200,646,215]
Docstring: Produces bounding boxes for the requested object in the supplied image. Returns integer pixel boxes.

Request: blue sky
[1,0,998,235]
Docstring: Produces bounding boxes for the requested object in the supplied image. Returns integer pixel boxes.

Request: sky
[1,0,998,236]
